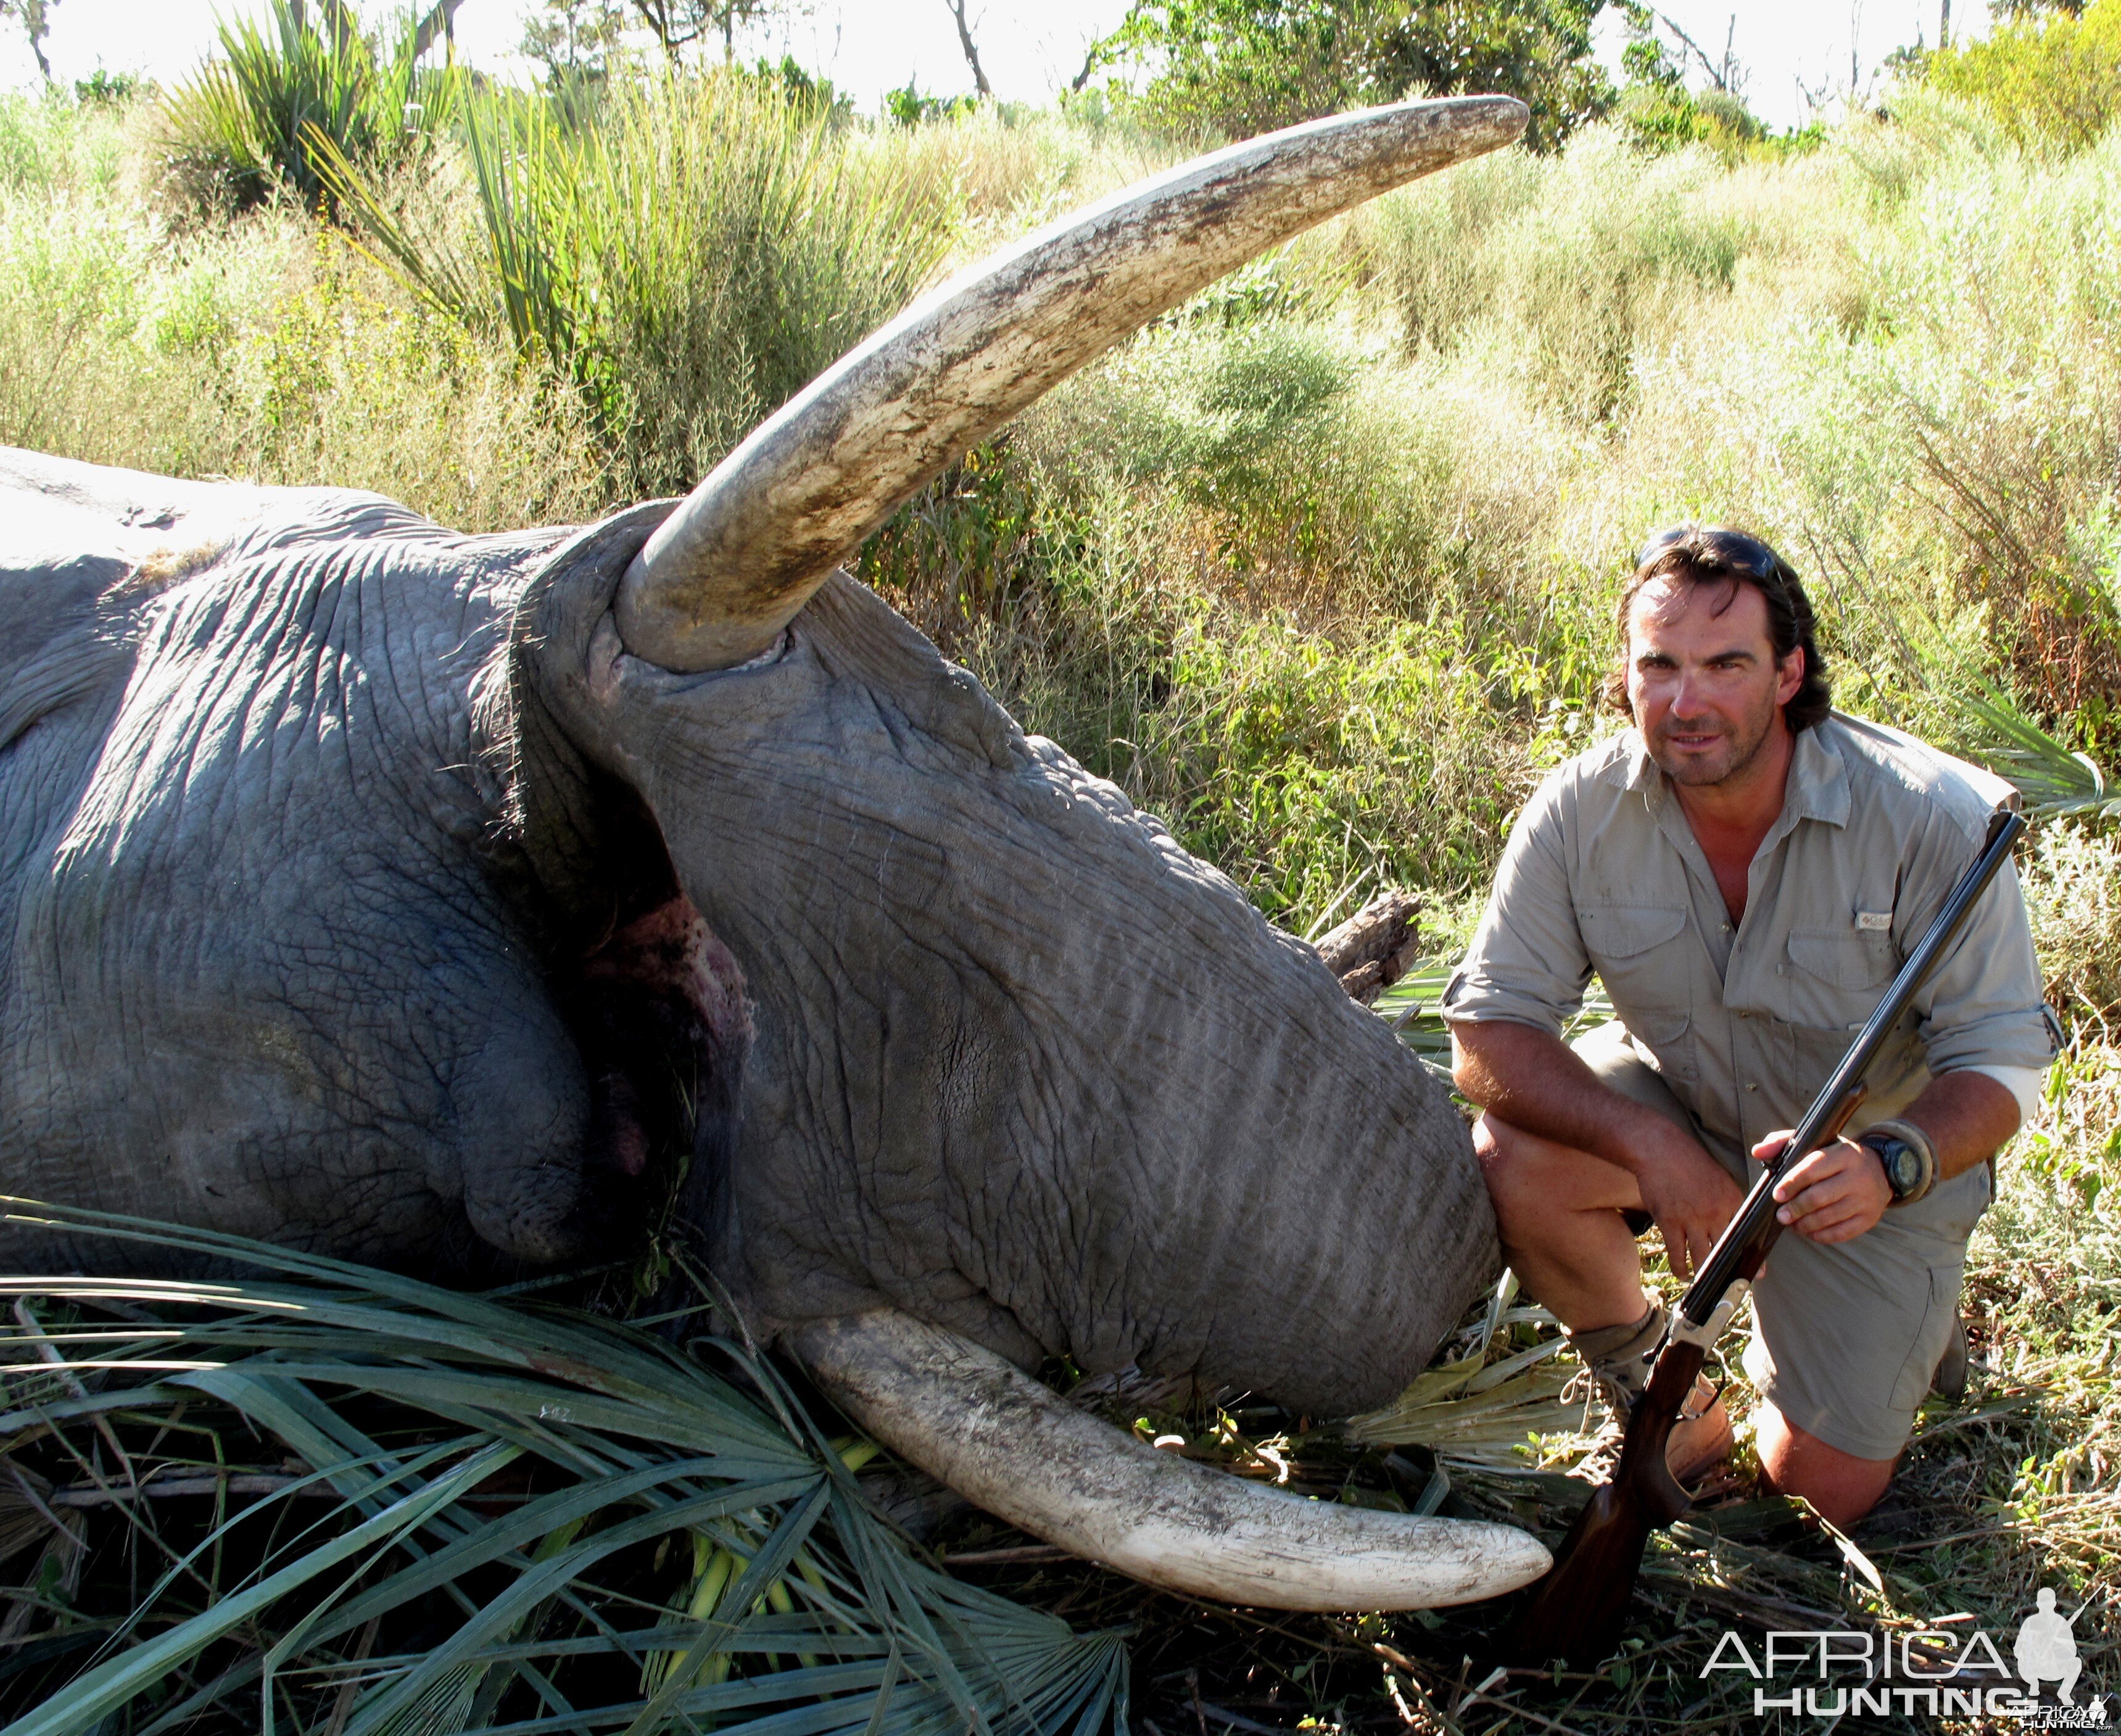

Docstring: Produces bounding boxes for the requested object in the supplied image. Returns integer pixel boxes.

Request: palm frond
[1373,958,1615,1083]
[0,1199,1128,1735]
[1943,679,2119,819]
[160,0,463,215]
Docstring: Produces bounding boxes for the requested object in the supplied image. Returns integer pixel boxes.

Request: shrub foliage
[1087,0,1613,149]
[0,1205,1130,1734]
[159,0,461,215]
[1928,0,2121,152]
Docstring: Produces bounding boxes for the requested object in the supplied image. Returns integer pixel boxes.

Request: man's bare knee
[1471,1111,1509,1168]
[1755,1403,1896,1527]
[1473,1114,1540,1217]
[1476,1113,1628,1202]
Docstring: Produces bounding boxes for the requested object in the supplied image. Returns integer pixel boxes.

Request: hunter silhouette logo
[2017,1590,2083,1704]
[1704,1586,2107,1724]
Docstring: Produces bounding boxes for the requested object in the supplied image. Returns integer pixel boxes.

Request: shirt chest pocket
[1785,928,1896,1028]
[1581,903,1690,1008]
[1582,904,1696,1080]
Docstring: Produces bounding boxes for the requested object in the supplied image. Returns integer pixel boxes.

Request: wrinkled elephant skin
[0,97,1543,1608]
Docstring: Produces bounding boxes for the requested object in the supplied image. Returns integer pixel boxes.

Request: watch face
[1879,1139,1920,1197]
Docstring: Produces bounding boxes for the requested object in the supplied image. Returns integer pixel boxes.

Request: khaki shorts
[1574,1022,1988,1461]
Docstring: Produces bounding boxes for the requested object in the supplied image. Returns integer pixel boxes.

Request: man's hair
[1603,523,1832,734]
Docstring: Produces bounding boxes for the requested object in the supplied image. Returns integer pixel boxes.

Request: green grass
[3,59,2121,1734]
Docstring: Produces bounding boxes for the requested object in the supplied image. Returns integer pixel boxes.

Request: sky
[0,0,1996,134]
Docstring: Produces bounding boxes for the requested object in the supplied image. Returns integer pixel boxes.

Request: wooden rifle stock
[1502,806,2025,1667]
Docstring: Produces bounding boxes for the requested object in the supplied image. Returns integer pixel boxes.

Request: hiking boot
[1666,1377,1736,1487]
[1930,1310,1969,1402]
[1569,1302,1735,1489]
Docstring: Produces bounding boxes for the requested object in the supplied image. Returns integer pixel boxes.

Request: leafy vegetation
[158,0,463,216]
[1086,0,1611,149]
[5,36,2121,1730]
[321,68,961,494]
[1605,7,1801,160]
[0,1204,1128,1733]
[1928,0,2121,151]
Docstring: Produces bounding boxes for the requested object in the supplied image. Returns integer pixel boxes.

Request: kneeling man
[1442,526,2053,1524]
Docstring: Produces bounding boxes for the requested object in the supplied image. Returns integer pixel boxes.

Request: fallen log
[1315,889,1422,1006]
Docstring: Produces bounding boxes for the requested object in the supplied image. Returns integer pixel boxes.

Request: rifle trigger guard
[1669,1281,1750,1350]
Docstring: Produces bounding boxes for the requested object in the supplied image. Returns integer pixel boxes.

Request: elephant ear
[0,552,134,762]
[0,450,180,759]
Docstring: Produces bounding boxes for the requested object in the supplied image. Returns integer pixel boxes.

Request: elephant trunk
[792,1309,1550,1611]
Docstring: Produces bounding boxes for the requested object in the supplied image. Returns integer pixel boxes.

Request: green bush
[159,0,460,215]
[1928,0,2121,152]
[0,87,131,195]
[328,68,964,495]
[1089,0,1613,152]
[865,461,1566,917]
[73,68,142,106]
[1615,84,1783,159]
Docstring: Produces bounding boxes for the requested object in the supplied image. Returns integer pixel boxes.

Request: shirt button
[1747,1082,1759,1092]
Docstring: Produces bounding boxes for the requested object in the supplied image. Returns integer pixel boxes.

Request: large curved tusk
[792,1309,1550,1611]
[616,94,1528,670]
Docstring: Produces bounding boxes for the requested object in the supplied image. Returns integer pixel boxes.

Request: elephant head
[0,97,1545,1606]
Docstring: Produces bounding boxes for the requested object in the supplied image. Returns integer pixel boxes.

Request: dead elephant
[0,97,1548,1608]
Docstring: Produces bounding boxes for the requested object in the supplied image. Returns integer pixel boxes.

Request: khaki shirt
[1442,713,2053,1162]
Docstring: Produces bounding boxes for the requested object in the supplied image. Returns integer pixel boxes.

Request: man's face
[1624,576,1805,789]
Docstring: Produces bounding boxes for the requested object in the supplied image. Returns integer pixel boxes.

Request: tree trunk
[410,0,465,63]
[23,0,51,82]
[946,0,992,97]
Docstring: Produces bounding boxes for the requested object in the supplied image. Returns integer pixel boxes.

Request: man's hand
[1637,1127,1745,1279]
[1453,1020,1747,1281]
[1755,1132,1891,1245]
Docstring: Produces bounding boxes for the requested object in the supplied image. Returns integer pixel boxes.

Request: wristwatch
[1859,1117,1938,1207]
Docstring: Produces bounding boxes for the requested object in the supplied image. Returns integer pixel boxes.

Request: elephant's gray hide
[0,445,1496,1417]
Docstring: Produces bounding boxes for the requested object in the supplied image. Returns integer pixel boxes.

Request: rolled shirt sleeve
[1900,834,2054,1082]
[1441,775,1593,1036]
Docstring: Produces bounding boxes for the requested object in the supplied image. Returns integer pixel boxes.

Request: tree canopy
[1089,0,1612,151]
[1928,0,2121,151]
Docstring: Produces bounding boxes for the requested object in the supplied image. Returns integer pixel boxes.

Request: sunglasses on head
[1635,524,1795,588]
